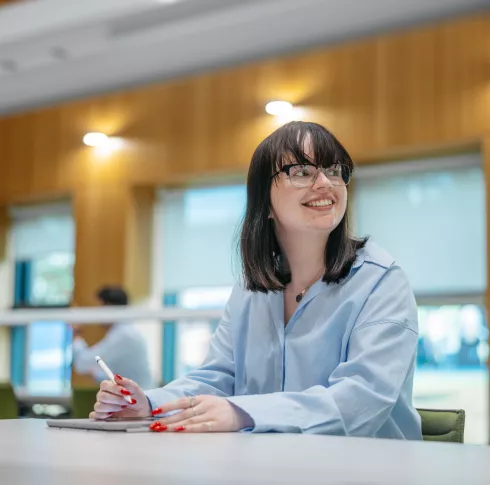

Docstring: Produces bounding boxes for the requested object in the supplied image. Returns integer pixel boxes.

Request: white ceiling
[0,0,488,115]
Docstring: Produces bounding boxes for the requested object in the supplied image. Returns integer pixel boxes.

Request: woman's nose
[312,169,333,189]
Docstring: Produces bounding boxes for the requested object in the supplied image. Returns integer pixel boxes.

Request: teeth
[305,199,333,207]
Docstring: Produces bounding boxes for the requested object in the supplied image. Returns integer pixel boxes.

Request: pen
[95,355,133,404]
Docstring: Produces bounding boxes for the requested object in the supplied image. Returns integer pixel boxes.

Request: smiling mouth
[302,199,334,208]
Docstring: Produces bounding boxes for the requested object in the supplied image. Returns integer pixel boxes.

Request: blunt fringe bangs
[240,121,367,293]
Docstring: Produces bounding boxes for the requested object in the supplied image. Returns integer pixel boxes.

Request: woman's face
[269,136,348,236]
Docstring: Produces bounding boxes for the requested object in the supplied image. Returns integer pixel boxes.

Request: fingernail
[120,389,131,396]
[149,423,167,432]
[130,398,137,405]
[174,426,185,432]
[121,405,127,409]
[151,407,163,416]
[114,374,123,380]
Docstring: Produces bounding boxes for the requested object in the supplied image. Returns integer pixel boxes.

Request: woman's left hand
[149,395,252,433]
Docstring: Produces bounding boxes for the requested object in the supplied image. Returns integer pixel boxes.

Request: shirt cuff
[226,396,262,433]
[227,394,308,434]
[224,399,255,432]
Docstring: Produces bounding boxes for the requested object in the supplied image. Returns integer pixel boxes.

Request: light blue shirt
[72,324,154,390]
[146,240,422,439]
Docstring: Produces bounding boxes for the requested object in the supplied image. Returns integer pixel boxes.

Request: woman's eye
[327,168,341,177]
[294,166,313,177]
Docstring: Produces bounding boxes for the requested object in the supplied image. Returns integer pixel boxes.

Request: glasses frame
[271,163,351,188]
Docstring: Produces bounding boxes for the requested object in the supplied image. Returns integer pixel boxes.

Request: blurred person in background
[72,285,153,390]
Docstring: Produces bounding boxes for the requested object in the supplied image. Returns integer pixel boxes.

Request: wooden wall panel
[0,13,489,205]
[124,187,155,302]
[73,185,130,306]
[0,207,9,261]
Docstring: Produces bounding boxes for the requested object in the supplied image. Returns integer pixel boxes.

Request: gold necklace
[295,271,324,303]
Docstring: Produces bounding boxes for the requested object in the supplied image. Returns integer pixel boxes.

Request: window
[26,321,72,394]
[353,153,487,444]
[157,186,246,381]
[417,305,488,370]
[352,154,485,296]
[10,202,74,393]
[30,253,74,306]
[158,185,246,293]
[174,287,232,378]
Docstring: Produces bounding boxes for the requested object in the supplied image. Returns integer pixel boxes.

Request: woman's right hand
[89,375,151,420]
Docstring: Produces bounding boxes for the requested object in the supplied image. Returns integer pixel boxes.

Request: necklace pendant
[295,293,304,303]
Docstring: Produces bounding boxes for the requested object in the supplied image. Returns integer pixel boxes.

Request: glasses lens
[325,166,347,186]
[339,165,351,185]
[289,164,351,187]
[289,165,317,187]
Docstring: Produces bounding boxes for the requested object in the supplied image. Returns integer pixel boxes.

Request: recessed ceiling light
[265,101,293,117]
[83,132,109,147]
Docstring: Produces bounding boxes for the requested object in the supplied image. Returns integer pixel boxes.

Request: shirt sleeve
[72,330,123,378]
[145,295,235,410]
[227,266,419,435]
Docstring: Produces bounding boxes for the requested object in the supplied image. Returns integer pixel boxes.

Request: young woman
[90,121,422,440]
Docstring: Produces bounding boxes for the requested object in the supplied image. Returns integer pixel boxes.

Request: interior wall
[0,13,488,206]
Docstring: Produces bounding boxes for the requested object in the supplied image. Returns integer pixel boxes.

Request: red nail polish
[114,374,123,380]
[175,426,185,432]
[121,405,127,409]
[130,398,137,405]
[151,407,163,416]
[150,423,167,432]
[120,389,131,396]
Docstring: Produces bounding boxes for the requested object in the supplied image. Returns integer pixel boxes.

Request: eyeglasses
[272,163,351,188]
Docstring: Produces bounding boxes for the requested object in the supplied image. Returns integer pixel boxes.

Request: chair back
[0,382,18,419]
[71,387,99,418]
[418,408,465,443]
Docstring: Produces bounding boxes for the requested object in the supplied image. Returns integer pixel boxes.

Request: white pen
[95,355,133,404]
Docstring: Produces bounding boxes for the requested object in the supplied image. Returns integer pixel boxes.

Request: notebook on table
[46,417,156,432]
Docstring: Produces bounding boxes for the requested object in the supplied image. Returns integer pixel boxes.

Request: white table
[1,419,490,485]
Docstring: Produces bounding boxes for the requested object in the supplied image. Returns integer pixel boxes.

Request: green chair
[0,382,19,419]
[418,408,466,443]
[71,387,99,419]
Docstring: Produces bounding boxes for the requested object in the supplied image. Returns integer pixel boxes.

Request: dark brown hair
[96,286,129,306]
[240,121,367,293]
